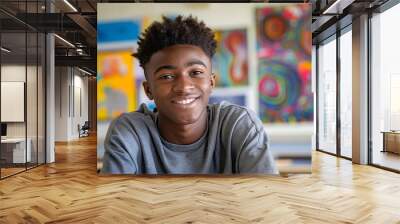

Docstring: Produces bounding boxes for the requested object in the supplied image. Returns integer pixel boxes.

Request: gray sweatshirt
[101,101,278,175]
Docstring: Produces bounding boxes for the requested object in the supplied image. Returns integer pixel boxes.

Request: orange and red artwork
[212,29,248,87]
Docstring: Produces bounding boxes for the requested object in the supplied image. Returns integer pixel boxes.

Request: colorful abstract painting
[256,4,312,123]
[212,29,248,87]
[97,51,136,121]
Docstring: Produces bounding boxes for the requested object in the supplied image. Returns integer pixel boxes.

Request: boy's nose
[172,74,194,94]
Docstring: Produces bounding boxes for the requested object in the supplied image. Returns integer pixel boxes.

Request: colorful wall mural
[256,4,312,123]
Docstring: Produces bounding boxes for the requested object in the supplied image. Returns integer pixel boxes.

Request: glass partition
[1,30,28,177]
[0,1,46,179]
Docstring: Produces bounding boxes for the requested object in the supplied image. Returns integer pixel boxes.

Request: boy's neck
[157,110,208,145]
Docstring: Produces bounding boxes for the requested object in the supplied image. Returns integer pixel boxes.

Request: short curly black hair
[133,15,217,69]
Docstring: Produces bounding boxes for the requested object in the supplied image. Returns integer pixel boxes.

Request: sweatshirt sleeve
[101,115,141,174]
[232,110,279,175]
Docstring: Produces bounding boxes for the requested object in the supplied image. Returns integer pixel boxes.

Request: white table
[1,138,31,163]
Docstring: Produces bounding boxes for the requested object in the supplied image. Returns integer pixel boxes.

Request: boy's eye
[191,71,204,76]
[160,74,174,80]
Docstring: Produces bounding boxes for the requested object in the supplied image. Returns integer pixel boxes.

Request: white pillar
[46,1,55,163]
[352,14,369,164]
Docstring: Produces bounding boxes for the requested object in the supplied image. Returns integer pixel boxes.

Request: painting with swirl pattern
[256,4,312,123]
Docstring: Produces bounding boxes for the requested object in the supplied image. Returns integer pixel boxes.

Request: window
[317,36,337,154]
[339,28,352,158]
[371,2,400,171]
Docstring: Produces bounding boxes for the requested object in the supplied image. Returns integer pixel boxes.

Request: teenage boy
[101,15,278,175]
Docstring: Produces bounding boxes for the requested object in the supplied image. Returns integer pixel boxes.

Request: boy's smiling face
[143,44,215,126]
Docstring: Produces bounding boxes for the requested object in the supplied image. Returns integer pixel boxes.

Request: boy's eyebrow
[154,65,176,74]
[153,60,208,74]
[185,60,207,68]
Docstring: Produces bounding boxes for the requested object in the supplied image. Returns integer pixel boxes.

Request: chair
[78,121,90,138]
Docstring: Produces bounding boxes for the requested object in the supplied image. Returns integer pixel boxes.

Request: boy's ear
[210,73,216,88]
[142,81,153,100]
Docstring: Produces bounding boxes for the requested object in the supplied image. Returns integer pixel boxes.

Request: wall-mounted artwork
[258,60,312,122]
[212,29,248,87]
[97,51,136,121]
[98,20,141,44]
[256,5,312,123]
[209,88,250,107]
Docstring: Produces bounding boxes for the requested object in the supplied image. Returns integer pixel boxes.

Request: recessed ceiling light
[1,47,11,53]
[322,0,355,15]
[54,34,75,48]
[63,0,78,12]
[78,67,92,76]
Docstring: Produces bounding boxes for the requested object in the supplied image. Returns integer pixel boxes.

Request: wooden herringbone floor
[1,135,400,223]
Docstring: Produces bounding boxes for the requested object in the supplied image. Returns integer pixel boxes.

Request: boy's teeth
[176,98,195,104]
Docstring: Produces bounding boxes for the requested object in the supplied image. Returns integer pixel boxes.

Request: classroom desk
[1,138,31,163]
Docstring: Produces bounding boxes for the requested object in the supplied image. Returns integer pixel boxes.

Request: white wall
[55,66,68,141]
[54,67,89,141]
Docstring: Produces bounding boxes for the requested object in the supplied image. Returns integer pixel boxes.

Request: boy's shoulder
[210,101,250,115]
[112,103,156,127]
[209,101,262,129]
